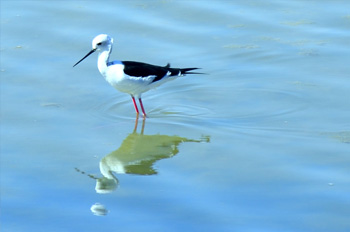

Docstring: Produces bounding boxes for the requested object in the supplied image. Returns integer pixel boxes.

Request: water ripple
[226,88,307,121]
[89,94,214,122]
[89,87,306,129]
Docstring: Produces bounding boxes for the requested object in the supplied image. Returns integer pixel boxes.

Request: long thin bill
[73,49,96,67]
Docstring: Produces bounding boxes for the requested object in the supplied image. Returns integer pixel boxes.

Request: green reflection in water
[91,118,209,194]
[76,118,209,215]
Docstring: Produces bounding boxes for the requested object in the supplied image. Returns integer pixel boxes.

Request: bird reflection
[95,118,209,194]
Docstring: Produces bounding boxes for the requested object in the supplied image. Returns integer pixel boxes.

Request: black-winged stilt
[73,34,201,118]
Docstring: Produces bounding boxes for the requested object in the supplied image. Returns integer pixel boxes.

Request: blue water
[1,1,350,231]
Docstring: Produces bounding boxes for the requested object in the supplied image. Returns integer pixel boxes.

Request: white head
[73,34,114,67]
[92,34,114,51]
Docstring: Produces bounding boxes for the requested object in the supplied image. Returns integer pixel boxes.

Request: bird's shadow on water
[75,117,210,216]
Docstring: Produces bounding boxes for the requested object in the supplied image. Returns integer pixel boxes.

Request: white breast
[104,64,154,96]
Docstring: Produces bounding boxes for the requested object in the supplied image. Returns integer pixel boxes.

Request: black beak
[73,49,96,67]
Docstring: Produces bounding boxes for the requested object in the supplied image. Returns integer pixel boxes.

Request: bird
[73,34,201,118]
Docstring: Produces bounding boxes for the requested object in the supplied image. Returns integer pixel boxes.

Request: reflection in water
[76,118,209,216]
[96,118,209,194]
[90,203,108,216]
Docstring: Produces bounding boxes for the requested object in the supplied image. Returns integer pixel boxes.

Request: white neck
[97,50,110,76]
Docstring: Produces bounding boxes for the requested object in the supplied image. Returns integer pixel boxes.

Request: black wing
[122,61,169,82]
[122,61,201,83]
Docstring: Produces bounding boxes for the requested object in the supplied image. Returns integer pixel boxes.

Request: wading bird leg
[131,96,139,115]
[139,98,147,118]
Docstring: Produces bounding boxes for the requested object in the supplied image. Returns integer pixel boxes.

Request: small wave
[88,86,306,132]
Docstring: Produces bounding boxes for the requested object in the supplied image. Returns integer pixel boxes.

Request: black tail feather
[168,67,203,75]
[180,67,203,75]
[166,64,203,76]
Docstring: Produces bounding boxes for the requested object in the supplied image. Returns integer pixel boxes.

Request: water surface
[1,1,350,231]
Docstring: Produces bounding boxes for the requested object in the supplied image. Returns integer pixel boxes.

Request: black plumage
[122,61,200,82]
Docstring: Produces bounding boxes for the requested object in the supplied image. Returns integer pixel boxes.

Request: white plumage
[74,34,200,117]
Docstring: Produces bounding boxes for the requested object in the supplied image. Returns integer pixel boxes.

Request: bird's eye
[97,42,102,46]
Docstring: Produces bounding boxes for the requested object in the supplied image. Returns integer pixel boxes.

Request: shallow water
[1,1,350,231]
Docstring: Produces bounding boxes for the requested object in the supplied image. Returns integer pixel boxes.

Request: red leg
[131,96,139,115]
[139,98,147,117]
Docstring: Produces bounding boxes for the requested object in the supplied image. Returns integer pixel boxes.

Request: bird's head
[73,34,113,67]
[92,34,114,51]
